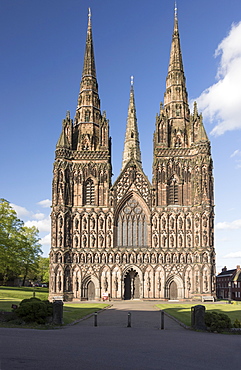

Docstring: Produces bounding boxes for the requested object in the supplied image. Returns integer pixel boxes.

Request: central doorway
[124,269,140,299]
[87,281,95,300]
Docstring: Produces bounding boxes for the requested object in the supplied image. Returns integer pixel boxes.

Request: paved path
[0,301,241,370]
[78,300,184,330]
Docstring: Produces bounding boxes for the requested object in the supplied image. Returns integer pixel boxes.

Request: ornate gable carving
[112,163,152,207]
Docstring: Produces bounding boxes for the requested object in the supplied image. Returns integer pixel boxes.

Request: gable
[112,161,152,208]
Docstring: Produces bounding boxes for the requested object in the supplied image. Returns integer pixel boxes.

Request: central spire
[122,77,142,170]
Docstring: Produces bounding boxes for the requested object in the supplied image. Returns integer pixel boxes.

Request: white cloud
[25,216,51,233]
[230,149,241,158]
[223,251,241,258]
[195,21,241,136]
[40,233,51,246]
[37,199,51,208]
[10,203,31,218]
[32,213,45,220]
[230,149,241,169]
[215,219,241,230]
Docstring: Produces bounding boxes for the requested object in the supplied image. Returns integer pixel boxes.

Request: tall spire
[159,3,190,147]
[122,77,142,170]
[73,8,107,152]
[82,7,96,78]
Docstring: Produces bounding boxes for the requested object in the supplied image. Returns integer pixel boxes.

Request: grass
[0,286,49,302]
[0,286,109,328]
[63,303,109,325]
[156,303,241,326]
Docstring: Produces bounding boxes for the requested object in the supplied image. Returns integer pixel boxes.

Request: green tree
[0,199,43,285]
[0,199,23,284]
[38,257,49,283]
[19,226,42,286]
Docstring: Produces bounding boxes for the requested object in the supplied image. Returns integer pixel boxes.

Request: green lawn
[0,286,48,302]
[63,303,109,325]
[0,286,108,327]
[156,303,241,326]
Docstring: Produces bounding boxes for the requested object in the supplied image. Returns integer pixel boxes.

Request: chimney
[222,266,227,272]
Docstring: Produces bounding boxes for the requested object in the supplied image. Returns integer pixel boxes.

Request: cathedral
[49,8,216,301]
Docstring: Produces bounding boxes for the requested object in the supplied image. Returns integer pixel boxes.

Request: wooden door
[169,281,177,299]
[87,281,95,300]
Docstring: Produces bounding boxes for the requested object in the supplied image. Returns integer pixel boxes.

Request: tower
[49,7,215,302]
[152,6,215,299]
[49,9,112,301]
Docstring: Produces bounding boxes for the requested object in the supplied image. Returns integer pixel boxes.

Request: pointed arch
[167,175,179,205]
[165,274,184,300]
[84,177,95,205]
[115,192,149,248]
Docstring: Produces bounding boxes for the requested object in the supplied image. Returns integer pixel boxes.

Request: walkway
[0,300,241,370]
[78,300,184,330]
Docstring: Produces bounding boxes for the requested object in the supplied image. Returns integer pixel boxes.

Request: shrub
[233,318,241,328]
[15,297,53,324]
[205,311,232,332]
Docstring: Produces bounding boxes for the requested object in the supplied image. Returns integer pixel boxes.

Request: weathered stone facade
[49,9,216,301]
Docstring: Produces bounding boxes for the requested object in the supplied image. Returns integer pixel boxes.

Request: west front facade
[49,8,216,301]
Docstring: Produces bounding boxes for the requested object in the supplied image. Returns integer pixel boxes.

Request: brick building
[216,266,241,301]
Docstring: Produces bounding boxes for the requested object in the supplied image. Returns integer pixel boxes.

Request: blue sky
[1,0,241,272]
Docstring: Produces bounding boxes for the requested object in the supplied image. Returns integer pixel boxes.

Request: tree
[0,199,43,285]
[27,256,49,284]
[0,199,23,284]
[19,226,42,286]
[37,257,49,283]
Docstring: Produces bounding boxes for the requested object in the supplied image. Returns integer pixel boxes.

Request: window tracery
[117,198,147,247]
[84,178,95,205]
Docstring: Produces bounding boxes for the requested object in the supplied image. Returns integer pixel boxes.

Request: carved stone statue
[103,276,108,291]
[91,217,95,229]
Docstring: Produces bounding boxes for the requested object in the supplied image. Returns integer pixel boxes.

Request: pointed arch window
[168,177,179,205]
[117,198,147,247]
[84,178,95,205]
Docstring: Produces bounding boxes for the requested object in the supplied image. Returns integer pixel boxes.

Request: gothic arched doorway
[169,281,177,300]
[87,281,95,300]
[124,269,140,300]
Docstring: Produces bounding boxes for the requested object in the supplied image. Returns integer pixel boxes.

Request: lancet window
[168,177,179,205]
[117,198,147,247]
[84,178,95,205]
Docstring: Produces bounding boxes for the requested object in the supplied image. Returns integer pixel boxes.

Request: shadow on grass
[156,303,241,327]
[0,286,48,293]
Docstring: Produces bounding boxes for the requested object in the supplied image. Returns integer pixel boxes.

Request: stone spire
[122,77,142,170]
[82,8,96,79]
[74,8,100,128]
[164,4,188,113]
[73,8,106,152]
[158,4,190,148]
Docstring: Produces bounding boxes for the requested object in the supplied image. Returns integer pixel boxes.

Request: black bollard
[160,310,164,330]
[94,312,98,327]
[127,312,131,327]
